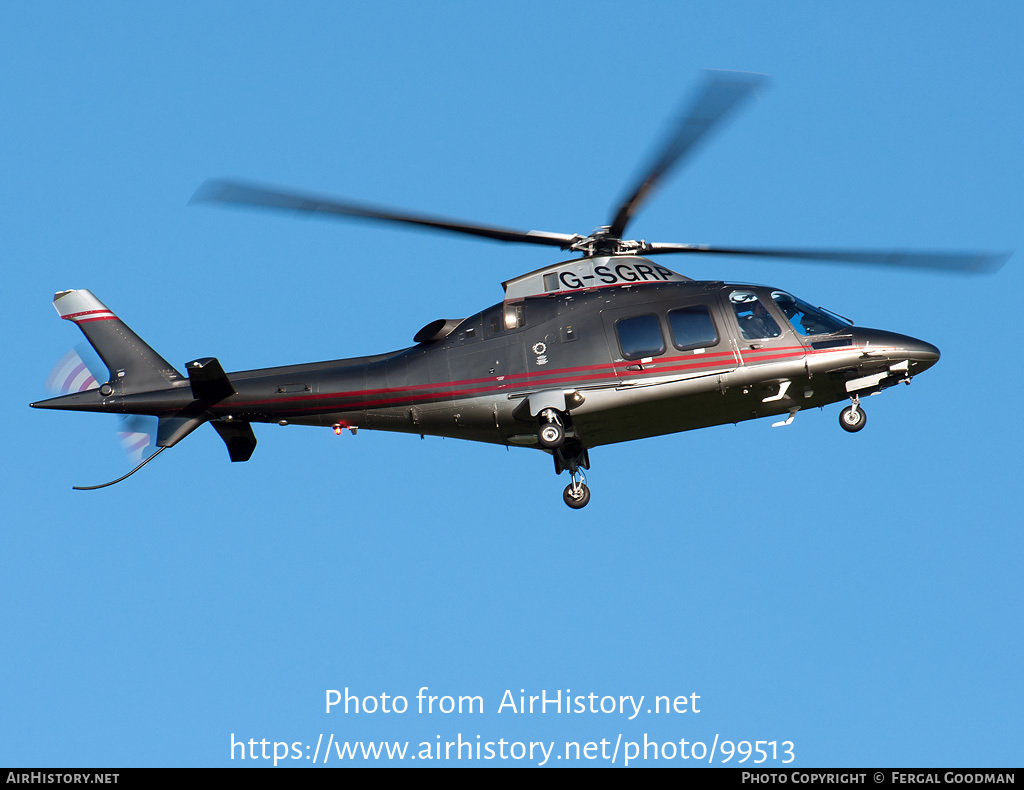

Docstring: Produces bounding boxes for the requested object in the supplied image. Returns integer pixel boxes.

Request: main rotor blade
[191,179,579,249]
[639,242,1011,273]
[607,70,768,240]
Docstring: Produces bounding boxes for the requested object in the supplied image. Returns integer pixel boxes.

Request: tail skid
[73,446,170,490]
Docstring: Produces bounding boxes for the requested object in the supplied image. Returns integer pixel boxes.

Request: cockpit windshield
[770,291,851,336]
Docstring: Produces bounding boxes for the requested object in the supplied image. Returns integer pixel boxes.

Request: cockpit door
[720,287,807,376]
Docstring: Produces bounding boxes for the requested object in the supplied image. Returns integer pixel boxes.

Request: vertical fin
[53,290,183,394]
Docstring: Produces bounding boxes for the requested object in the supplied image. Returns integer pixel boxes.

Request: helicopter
[31,71,1008,507]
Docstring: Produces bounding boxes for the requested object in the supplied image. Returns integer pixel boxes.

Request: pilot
[742,300,779,339]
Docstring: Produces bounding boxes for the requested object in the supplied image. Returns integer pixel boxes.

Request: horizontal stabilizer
[186,357,236,402]
[156,414,207,448]
[211,421,257,462]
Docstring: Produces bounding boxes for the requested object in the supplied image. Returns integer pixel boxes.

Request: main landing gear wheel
[553,442,591,508]
[563,480,591,509]
[537,409,566,449]
[538,421,565,449]
[840,402,867,433]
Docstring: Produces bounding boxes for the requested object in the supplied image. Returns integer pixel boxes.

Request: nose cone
[906,337,941,371]
[853,328,940,373]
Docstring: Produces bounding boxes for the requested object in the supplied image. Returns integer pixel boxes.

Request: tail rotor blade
[45,344,103,395]
[117,415,157,464]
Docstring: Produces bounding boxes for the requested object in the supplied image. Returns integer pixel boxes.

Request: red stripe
[346,348,743,398]
[230,353,732,408]
[62,309,116,319]
[225,344,856,415]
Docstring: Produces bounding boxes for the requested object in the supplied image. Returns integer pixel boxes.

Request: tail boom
[35,290,257,466]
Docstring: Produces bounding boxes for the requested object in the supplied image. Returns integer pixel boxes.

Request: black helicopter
[32,72,1007,507]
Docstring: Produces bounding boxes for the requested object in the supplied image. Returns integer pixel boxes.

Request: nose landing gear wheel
[840,403,867,432]
[563,481,591,509]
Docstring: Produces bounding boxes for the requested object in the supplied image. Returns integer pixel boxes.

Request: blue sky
[2,2,1022,768]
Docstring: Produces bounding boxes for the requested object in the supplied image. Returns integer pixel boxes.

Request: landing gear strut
[553,442,591,509]
[840,397,867,433]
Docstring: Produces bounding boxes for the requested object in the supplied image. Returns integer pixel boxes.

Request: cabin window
[503,302,524,330]
[615,314,665,360]
[667,305,718,350]
[730,290,781,340]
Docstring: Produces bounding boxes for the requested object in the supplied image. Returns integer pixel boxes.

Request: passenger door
[601,298,738,386]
